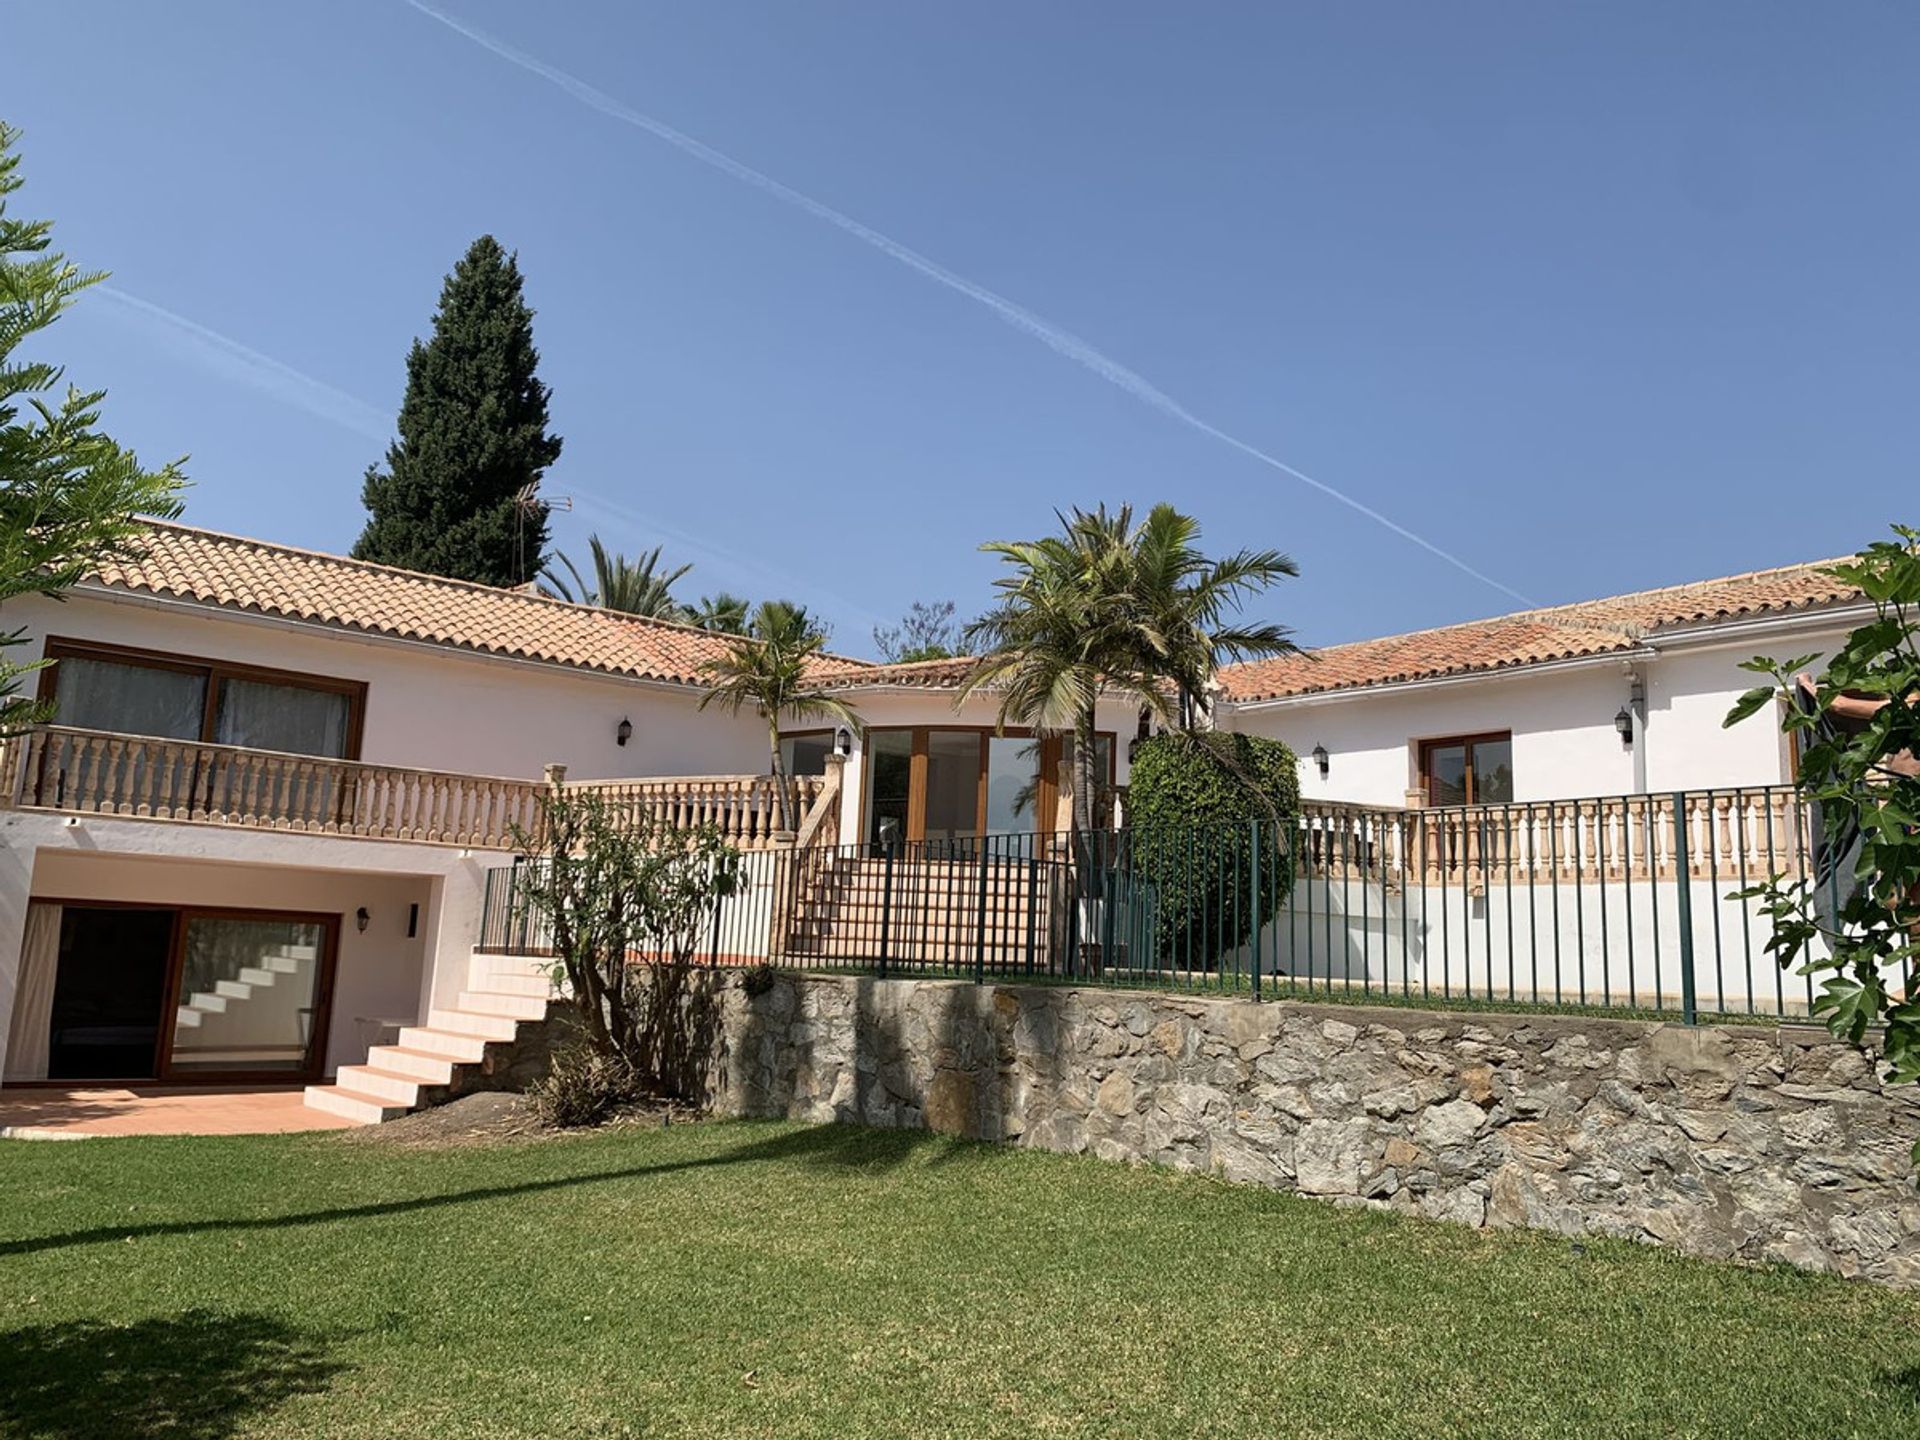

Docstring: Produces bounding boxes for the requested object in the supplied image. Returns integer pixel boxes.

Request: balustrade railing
[563,773,826,852]
[1295,787,1811,888]
[8,725,546,848]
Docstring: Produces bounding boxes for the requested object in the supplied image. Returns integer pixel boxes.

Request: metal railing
[475,785,1850,1022]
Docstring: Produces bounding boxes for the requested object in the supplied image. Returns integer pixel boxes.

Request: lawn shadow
[0,1309,343,1440]
[0,1119,965,1259]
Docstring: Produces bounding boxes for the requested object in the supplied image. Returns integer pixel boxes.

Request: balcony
[3,725,831,853]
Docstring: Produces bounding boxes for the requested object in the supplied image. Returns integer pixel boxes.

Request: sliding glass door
[19,903,337,1084]
[168,915,331,1076]
[857,728,1114,847]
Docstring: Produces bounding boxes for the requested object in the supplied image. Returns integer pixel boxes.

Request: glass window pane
[1426,744,1468,806]
[169,917,326,1074]
[866,731,913,847]
[923,730,980,843]
[1472,738,1514,803]
[779,733,832,778]
[213,679,351,758]
[51,656,207,740]
[985,736,1042,834]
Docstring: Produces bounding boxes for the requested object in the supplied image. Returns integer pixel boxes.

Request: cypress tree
[354,236,562,586]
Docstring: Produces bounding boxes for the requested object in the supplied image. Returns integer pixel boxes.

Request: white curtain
[3,903,62,1082]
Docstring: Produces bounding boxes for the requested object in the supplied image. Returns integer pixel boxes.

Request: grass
[3,1120,1918,1439]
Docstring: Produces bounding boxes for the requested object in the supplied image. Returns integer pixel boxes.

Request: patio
[0,1084,359,1138]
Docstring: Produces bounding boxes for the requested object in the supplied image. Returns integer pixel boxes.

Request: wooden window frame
[859,725,1117,842]
[1418,731,1514,807]
[38,637,368,760]
[20,898,342,1087]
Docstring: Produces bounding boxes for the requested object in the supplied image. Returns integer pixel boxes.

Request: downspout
[1629,667,1649,794]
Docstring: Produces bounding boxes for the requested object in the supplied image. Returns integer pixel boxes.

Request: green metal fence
[479,784,1851,1022]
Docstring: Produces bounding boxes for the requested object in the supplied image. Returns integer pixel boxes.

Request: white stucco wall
[1640,632,1849,792]
[0,811,500,1082]
[6,591,768,782]
[1227,662,1640,809]
[1226,618,1862,809]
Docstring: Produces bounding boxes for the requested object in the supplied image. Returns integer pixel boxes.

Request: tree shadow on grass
[0,1310,343,1440]
[0,1120,973,1260]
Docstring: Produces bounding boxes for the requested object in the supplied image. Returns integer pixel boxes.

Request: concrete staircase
[173,942,320,1066]
[303,952,558,1124]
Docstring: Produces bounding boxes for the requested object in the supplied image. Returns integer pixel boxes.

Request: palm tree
[962,504,1297,836]
[699,600,860,833]
[1125,503,1299,725]
[687,591,751,634]
[542,535,690,619]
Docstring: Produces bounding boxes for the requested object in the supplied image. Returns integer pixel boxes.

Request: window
[778,731,834,780]
[861,727,1115,845]
[1420,732,1513,806]
[41,640,365,760]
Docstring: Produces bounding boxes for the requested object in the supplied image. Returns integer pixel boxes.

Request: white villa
[0,521,1867,1121]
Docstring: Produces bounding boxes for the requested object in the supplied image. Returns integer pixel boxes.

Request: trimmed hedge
[1126,732,1300,969]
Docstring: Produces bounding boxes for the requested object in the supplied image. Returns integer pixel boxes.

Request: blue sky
[6,2,1912,654]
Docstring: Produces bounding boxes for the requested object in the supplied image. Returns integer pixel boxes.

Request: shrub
[528,1044,644,1129]
[1127,732,1300,968]
[739,962,779,998]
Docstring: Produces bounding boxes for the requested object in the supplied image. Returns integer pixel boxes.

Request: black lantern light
[616,716,633,747]
[355,906,370,933]
[1311,743,1330,779]
[1614,705,1634,747]
[833,727,852,758]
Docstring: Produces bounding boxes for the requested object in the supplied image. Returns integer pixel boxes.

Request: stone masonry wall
[705,973,1920,1286]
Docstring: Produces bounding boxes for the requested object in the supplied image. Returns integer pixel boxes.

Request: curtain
[213,678,350,758]
[3,903,62,1082]
[51,656,207,740]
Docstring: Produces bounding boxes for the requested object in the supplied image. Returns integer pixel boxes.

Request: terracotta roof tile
[1220,558,1864,703]
[816,654,984,690]
[85,521,874,688]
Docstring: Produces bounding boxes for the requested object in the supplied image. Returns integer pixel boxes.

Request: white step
[275,944,320,961]
[396,1025,492,1062]
[214,980,254,1001]
[457,990,550,1021]
[468,952,555,986]
[188,991,229,1014]
[333,1065,424,1107]
[175,1006,203,1028]
[262,955,304,975]
[303,1085,408,1124]
[428,1007,520,1041]
[366,1045,458,1085]
[469,971,555,998]
[237,966,280,987]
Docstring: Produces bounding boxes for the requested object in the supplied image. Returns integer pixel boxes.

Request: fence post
[1250,819,1264,1002]
[877,841,895,979]
[1672,791,1697,1024]
[974,838,989,986]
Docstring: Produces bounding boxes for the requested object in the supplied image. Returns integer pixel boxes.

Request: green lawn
[2,1120,1918,1440]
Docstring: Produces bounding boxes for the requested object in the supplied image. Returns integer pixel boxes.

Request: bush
[739,962,779,998]
[1127,732,1300,968]
[528,1044,644,1129]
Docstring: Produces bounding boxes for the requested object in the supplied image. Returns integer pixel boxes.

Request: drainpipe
[1628,670,1649,794]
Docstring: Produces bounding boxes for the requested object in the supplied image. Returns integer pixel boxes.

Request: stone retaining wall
[706,973,1920,1286]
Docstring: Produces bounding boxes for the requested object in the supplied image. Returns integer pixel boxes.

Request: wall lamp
[1311,743,1330,779]
[355,906,371,934]
[616,716,633,747]
[833,727,852,758]
[1614,705,1634,748]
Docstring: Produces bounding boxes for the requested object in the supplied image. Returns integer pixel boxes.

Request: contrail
[94,285,392,443]
[90,284,882,627]
[402,0,1535,606]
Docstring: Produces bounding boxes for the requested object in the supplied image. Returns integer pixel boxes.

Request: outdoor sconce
[833,727,852,758]
[1614,705,1634,747]
[1311,744,1330,779]
[355,907,370,934]
[616,716,633,747]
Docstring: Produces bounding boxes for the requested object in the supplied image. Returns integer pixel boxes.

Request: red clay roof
[815,654,984,690]
[84,521,874,688]
[1219,558,1865,703]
